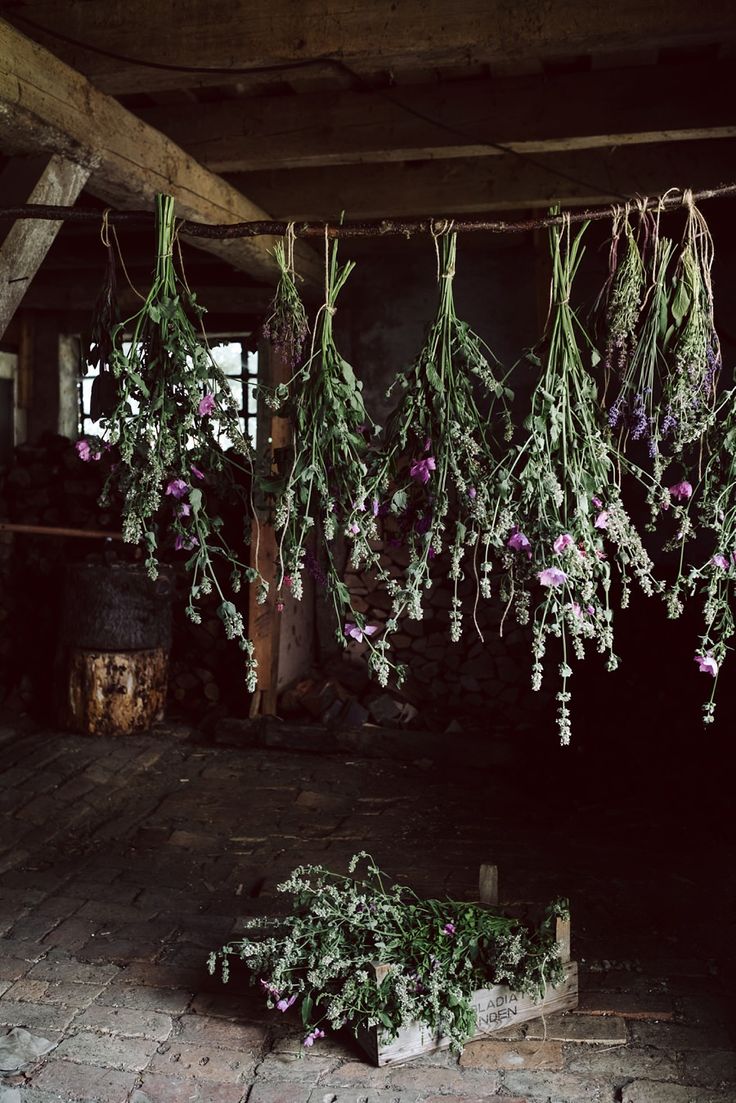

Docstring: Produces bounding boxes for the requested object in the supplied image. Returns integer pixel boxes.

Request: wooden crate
[356,862,578,1067]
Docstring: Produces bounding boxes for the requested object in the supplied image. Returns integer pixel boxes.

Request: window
[79,339,258,448]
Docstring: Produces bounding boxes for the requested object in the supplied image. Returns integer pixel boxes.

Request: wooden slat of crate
[358,960,579,1067]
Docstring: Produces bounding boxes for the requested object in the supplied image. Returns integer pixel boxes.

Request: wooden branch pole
[248,341,291,717]
[0,155,89,339]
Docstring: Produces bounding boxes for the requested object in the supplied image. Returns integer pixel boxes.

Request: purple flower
[468,486,477,499]
[507,529,531,554]
[669,481,693,502]
[166,479,189,499]
[198,392,215,417]
[178,503,191,518]
[353,499,366,512]
[423,437,432,452]
[303,1028,325,1047]
[344,623,378,643]
[410,456,436,484]
[592,496,603,509]
[594,511,609,530]
[694,653,719,677]
[442,922,456,936]
[372,498,380,516]
[553,533,574,554]
[712,554,729,570]
[276,994,297,1012]
[191,464,206,481]
[174,533,199,551]
[348,522,360,535]
[538,567,567,588]
[570,601,583,619]
[75,439,102,462]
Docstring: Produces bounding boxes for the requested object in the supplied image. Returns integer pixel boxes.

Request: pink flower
[348,522,360,535]
[174,534,199,551]
[166,479,189,499]
[592,496,603,509]
[276,994,297,1012]
[303,1028,325,1047]
[178,503,191,518]
[594,511,609,530]
[694,653,719,677]
[442,922,456,936]
[344,623,378,643]
[75,439,101,462]
[711,554,729,570]
[553,533,574,554]
[410,456,436,484]
[570,602,583,619]
[372,499,380,516]
[538,567,567,588]
[198,392,215,417]
[284,575,293,589]
[276,601,285,613]
[507,530,531,554]
[191,464,206,481]
[669,481,693,501]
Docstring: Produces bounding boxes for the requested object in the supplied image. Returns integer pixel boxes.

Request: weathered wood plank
[0,155,89,338]
[358,961,579,1066]
[479,863,499,906]
[228,137,736,217]
[7,1,734,94]
[135,62,736,172]
[0,19,319,287]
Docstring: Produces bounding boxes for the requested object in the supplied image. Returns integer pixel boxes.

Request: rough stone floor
[0,715,734,1103]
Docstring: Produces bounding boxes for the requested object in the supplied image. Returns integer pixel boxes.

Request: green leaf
[301,993,313,1026]
[189,488,203,514]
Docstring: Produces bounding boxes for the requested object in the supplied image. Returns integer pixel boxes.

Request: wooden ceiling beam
[226,139,736,219]
[136,61,736,173]
[0,19,319,287]
[5,1,734,95]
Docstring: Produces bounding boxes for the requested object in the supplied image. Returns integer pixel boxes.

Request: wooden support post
[0,155,89,339]
[248,341,292,717]
[478,862,499,905]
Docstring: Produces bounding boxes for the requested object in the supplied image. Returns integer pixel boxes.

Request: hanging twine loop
[430,217,455,281]
[100,208,112,248]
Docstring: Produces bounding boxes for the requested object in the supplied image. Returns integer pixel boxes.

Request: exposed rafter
[226,139,736,219]
[136,61,736,173]
[0,19,319,286]
[4,1,735,94]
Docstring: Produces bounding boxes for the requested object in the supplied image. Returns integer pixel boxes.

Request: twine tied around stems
[100,208,112,248]
[323,223,336,316]
[430,218,455,281]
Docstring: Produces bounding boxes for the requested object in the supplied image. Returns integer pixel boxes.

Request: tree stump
[67,647,168,736]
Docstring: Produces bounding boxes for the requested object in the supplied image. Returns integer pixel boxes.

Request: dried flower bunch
[208,853,567,1053]
[78,194,263,689]
[76,191,733,738]
[493,214,659,743]
[342,232,512,683]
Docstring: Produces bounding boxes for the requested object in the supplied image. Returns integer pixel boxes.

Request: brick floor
[0,717,733,1102]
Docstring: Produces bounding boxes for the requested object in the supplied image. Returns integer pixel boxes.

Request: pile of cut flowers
[208,853,567,1053]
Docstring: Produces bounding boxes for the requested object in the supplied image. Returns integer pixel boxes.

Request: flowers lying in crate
[208,853,576,1065]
